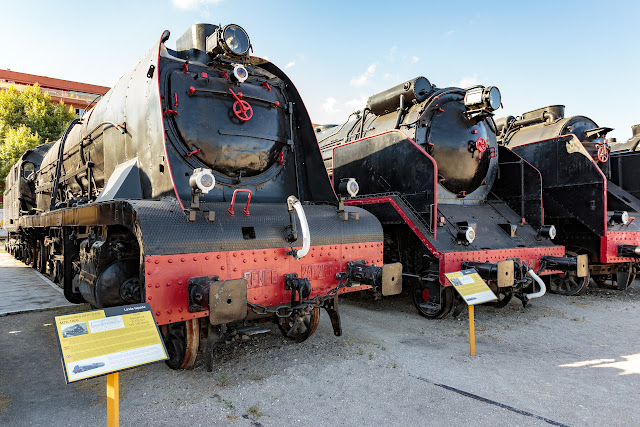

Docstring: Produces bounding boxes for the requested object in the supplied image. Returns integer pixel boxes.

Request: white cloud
[345,95,368,112]
[285,61,295,69]
[350,64,376,87]
[445,30,455,37]
[322,97,338,113]
[171,0,223,9]
[455,74,479,88]
[411,56,420,63]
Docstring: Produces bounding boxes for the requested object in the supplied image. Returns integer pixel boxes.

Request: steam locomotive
[497,107,640,291]
[3,23,401,369]
[317,78,585,319]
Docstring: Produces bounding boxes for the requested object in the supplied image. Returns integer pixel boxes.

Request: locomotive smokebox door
[382,262,403,296]
[497,260,515,287]
[209,279,248,325]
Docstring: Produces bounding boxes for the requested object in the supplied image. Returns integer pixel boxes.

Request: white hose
[289,197,310,260]
[525,269,546,299]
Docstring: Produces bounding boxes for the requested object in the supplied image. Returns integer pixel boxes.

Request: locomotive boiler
[497,107,640,291]
[318,78,585,318]
[3,23,400,369]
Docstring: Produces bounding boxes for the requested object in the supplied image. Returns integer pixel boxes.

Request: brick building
[0,69,110,116]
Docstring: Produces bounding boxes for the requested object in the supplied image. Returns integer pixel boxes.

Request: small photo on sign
[62,322,89,338]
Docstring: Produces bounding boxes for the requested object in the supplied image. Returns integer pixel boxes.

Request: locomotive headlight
[206,24,251,57]
[486,86,501,110]
[223,24,251,56]
[464,86,501,112]
[540,225,557,239]
[338,178,360,198]
[610,211,629,225]
[189,168,216,194]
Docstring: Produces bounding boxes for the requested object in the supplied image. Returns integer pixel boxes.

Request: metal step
[608,181,640,214]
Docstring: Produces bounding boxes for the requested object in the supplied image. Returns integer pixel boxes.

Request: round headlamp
[221,24,251,57]
[457,226,476,244]
[338,178,359,198]
[540,225,557,240]
[232,64,248,83]
[611,211,629,225]
[189,168,216,194]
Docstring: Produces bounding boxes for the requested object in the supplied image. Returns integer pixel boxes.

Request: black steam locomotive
[497,106,640,291]
[318,78,585,318]
[3,23,400,369]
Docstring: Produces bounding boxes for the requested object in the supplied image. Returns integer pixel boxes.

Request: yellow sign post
[468,305,475,356]
[107,372,119,427]
[444,269,497,356]
[54,303,167,426]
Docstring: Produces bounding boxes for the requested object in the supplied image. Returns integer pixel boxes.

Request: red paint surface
[345,196,565,285]
[600,231,640,263]
[145,243,382,325]
[440,246,565,283]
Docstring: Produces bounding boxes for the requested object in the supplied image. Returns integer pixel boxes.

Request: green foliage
[0,84,76,183]
[247,405,262,419]
[0,125,40,180]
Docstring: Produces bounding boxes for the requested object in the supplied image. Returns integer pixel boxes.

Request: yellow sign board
[54,303,167,383]
[444,269,497,306]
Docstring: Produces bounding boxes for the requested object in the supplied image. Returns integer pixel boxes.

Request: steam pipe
[50,118,81,210]
[525,269,546,299]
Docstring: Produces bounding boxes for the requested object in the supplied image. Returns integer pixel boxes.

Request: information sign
[54,303,167,383]
[444,268,497,305]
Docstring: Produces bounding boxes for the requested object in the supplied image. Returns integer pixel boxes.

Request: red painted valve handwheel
[475,137,487,153]
[597,145,609,163]
[233,99,253,121]
[229,88,253,121]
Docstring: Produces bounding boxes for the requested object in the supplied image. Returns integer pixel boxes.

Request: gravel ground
[1,283,639,426]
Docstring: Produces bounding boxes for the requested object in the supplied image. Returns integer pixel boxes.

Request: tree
[0,84,76,184]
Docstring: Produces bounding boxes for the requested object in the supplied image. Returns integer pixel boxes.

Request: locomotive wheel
[277,307,320,343]
[549,271,589,296]
[412,281,454,319]
[162,319,200,369]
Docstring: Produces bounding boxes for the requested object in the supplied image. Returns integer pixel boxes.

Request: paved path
[0,251,74,315]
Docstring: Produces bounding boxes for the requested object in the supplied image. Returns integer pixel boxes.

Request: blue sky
[0,0,638,140]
